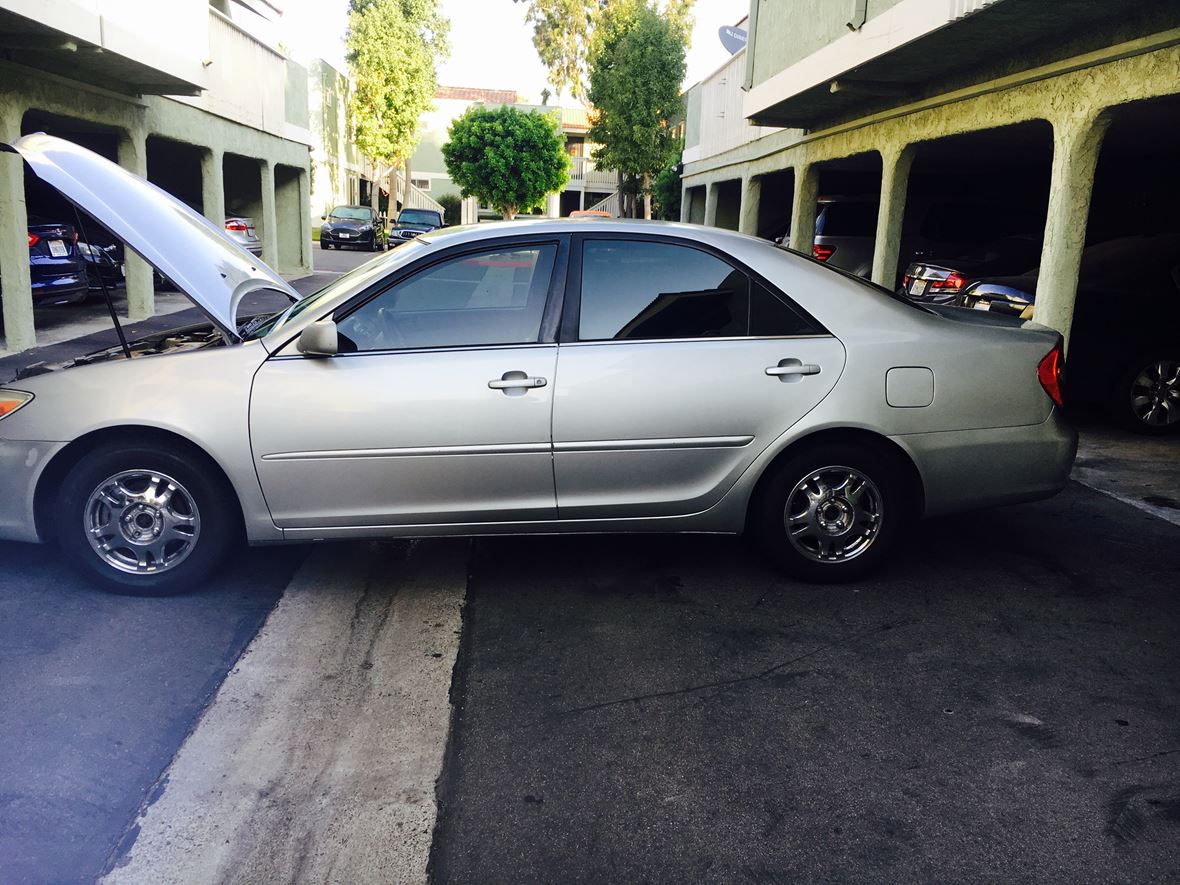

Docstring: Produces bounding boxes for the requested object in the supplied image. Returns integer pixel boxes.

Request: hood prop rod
[71,203,132,361]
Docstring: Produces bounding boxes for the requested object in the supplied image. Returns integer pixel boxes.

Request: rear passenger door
[551,235,846,519]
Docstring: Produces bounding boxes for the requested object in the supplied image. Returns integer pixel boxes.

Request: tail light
[27,232,39,248]
[929,271,967,291]
[225,221,248,232]
[813,243,835,261]
[1037,340,1065,407]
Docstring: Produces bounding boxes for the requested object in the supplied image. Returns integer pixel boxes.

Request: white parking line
[102,538,468,885]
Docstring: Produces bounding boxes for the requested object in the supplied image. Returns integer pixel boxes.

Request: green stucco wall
[748,0,907,89]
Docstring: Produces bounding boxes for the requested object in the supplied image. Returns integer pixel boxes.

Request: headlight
[0,391,33,420]
[358,224,372,232]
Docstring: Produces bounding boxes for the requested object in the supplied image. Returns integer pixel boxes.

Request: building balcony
[568,156,619,191]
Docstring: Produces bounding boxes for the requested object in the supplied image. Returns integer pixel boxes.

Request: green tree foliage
[514,0,691,102]
[437,193,463,226]
[346,0,449,184]
[653,156,682,220]
[441,105,570,219]
[587,0,689,216]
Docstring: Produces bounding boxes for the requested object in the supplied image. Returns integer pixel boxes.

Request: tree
[442,105,570,219]
[653,155,682,220]
[513,0,692,102]
[587,0,689,218]
[346,0,449,213]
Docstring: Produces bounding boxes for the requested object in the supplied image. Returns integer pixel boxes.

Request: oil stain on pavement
[430,483,1180,883]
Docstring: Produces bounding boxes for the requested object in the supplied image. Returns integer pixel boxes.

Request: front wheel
[320,241,331,250]
[751,443,909,583]
[56,444,239,595]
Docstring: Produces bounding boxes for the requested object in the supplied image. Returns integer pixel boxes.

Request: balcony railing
[568,156,620,190]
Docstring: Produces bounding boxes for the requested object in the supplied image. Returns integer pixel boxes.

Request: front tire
[320,241,331,250]
[56,444,239,595]
[751,442,909,583]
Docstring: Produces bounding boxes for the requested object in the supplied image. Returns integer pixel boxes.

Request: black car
[902,235,1043,304]
[77,240,125,293]
[319,205,387,251]
[957,232,1180,434]
[389,207,442,245]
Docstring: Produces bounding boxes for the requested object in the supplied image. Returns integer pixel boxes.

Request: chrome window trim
[271,341,558,359]
[558,334,834,347]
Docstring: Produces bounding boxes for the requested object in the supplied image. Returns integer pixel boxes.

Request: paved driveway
[431,484,1180,883]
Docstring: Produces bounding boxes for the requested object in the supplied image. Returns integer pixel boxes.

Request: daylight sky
[282,0,747,104]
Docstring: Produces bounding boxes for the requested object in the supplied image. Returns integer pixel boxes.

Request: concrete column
[0,98,35,352]
[871,145,915,287]
[545,192,560,218]
[703,182,718,227]
[201,147,225,229]
[1036,112,1111,345]
[738,175,762,236]
[259,160,279,267]
[297,168,313,274]
[788,163,820,254]
[679,185,691,223]
[118,127,154,321]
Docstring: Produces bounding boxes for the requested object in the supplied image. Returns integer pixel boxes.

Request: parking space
[432,484,1180,883]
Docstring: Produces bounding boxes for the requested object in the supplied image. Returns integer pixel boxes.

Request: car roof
[416,218,751,248]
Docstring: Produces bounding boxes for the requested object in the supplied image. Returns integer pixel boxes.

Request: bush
[437,193,462,226]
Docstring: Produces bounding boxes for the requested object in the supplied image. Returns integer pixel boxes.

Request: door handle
[766,361,820,377]
[488,371,547,393]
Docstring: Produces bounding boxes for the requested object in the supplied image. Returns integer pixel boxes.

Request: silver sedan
[0,135,1077,594]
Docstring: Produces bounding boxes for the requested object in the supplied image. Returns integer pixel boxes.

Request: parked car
[956,232,1180,434]
[223,216,263,256]
[902,235,1043,303]
[77,240,124,293]
[0,135,1076,594]
[811,196,1045,285]
[19,216,88,306]
[389,207,442,245]
[319,205,386,251]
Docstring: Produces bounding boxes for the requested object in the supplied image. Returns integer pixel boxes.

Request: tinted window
[338,244,556,351]
[579,239,816,341]
[816,202,878,237]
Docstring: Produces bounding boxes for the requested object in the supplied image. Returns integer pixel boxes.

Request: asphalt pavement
[431,483,1180,883]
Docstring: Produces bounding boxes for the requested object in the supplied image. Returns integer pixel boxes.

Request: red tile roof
[435,86,519,104]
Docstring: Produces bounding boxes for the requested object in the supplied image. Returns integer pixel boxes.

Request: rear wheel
[1109,355,1180,435]
[56,444,238,595]
[752,442,909,582]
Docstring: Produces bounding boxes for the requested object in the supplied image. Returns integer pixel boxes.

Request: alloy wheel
[1130,360,1180,428]
[84,470,201,574]
[784,466,883,563]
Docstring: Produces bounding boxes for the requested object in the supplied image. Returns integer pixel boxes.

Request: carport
[702,178,742,230]
[684,185,705,224]
[895,121,1052,287]
[751,167,794,242]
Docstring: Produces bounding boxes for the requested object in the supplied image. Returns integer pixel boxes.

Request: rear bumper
[0,438,65,543]
[894,409,1077,518]
[31,273,88,304]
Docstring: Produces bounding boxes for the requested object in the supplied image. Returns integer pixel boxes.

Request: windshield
[398,209,441,226]
[328,206,373,221]
[242,239,427,340]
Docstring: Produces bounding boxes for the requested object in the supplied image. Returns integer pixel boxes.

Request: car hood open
[5,134,300,342]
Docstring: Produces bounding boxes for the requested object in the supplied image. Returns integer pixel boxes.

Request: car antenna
[70,203,133,361]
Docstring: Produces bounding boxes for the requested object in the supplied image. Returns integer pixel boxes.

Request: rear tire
[1108,355,1180,435]
[56,444,239,596]
[751,442,909,583]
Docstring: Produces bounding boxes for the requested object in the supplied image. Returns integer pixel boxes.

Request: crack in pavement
[550,618,916,719]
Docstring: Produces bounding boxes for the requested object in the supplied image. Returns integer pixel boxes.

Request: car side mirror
[320,214,327,221]
[298,318,338,357]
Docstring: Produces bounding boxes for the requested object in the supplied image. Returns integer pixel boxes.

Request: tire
[56,443,240,595]
[320,241,331,249]
[751,441,910,583]
[369,235,380,252]
[1108,355,1180,435]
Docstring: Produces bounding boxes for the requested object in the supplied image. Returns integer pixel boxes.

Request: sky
[281,0,747,104]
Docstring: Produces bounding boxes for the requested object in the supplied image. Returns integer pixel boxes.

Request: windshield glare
[243,239,427,341]
[328,206,373,221]
[398,209,440,225]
